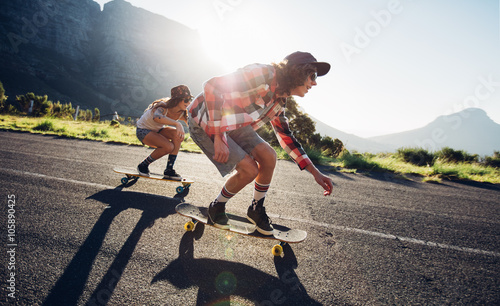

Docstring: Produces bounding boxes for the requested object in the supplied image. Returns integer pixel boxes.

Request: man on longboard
[187,52,333,236]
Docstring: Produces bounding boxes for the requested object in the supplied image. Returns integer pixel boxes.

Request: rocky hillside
[0,0,219,118]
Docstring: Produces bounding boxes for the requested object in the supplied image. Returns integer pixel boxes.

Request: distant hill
[0,0,220,118]
[369,108,500,156]
[311,115,396,153]
[310,108,500,156]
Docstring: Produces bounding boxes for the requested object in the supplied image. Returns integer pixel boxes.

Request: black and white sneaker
[163,169,182,181]
[208,201,230,229]
[247,200,274,236]
[137,164,150,176]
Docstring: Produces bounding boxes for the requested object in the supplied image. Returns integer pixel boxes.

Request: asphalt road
[0,130,499,305]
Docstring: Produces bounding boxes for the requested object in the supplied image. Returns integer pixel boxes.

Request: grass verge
[0,114,201,152]
[1,114,498,184]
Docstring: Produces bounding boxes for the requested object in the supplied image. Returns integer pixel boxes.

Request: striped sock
[253,181,270,204]
[140,154,156,167]
[215,185,236,204]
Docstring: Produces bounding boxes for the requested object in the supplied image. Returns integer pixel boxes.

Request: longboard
[175,203,307,256]
[113,167,194,196]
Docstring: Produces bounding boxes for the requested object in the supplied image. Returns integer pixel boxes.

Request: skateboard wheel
[121,177,129,184]
[176,186,184,194]
[184,221,195,231]
[272,244,283,256]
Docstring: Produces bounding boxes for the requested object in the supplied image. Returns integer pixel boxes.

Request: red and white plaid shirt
[188,64,312,170]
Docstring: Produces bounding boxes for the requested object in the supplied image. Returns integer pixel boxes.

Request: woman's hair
[145,97,188,121]
[272,61,317,96]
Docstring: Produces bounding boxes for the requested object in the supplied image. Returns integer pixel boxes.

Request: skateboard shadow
[152,231,321,305]
[42,188,180,306]
[119,177,191,200]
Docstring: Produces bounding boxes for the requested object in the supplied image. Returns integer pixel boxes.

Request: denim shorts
[136,127,166,145]
[188,118,265,177]
[136,128,152,144]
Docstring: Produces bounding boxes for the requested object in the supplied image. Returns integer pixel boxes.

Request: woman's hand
[175,121,185,140]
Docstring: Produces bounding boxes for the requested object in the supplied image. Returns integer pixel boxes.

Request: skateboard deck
[113,167,194,196]
[175,203,307,256]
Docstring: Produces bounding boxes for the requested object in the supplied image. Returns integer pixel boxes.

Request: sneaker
[137,164,150,176]
[208,201,230,229]
[163,168,182,181]
[247,200,274,235]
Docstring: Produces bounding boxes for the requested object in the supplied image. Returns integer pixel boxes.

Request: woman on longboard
[136,85,193,180]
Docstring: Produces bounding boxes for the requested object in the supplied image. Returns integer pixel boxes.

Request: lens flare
[215,271,237,295]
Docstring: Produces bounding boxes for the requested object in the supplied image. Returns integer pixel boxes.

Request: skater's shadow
[43,188,180,306]
[152,229,321,305]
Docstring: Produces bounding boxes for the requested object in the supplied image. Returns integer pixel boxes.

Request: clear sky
[94,0,500,137]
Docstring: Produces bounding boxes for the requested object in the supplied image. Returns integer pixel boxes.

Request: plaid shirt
[188,64,312,170]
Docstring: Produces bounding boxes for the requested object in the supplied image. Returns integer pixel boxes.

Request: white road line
[0,148,111,167]
[279,215,500,258]
[4,168,500,258]
[3,168,115,190]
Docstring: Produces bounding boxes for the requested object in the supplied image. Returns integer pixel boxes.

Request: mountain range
[312,108,500,156]
[1,0,498,156]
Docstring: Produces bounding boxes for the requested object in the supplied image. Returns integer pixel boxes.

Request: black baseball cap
[284,51,331,76]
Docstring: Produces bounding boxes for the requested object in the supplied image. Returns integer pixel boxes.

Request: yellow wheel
[272,244,283,256]
[184,221,195,231]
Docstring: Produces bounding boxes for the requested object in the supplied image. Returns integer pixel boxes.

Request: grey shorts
[188,118,265,177]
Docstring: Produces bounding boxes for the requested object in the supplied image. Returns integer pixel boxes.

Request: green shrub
[304,146,323,164]
[88,127,109,138]
[7,104,18,115]
[94,108,100,121]
[16,93,51,117]
[33,119,55,132]
[397,147,434,166]
[50,101,74,119]
[338,151,382,171]
[320,137,344,157]
[484,151,500,168]
[436,147,478,163]
[0,81,7,113]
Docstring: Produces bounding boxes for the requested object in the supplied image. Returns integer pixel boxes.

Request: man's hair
[272,61,317,96]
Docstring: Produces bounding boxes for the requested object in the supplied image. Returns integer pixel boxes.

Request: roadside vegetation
[0,114,201,153]
[1,83,499,184]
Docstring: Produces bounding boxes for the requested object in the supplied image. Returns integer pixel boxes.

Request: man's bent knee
[253,143,277,168]
[235,156,259,180]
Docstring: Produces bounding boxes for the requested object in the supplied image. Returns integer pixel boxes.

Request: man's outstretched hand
[306,164,333,196]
